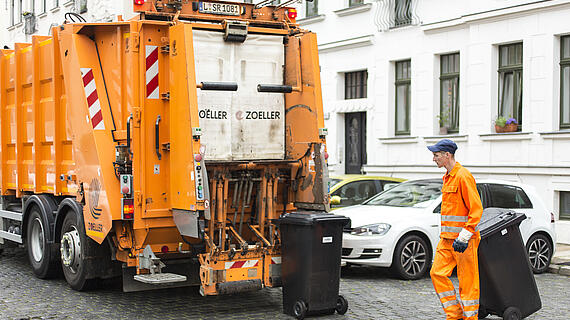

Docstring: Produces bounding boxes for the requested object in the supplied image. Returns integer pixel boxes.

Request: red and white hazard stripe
[145,45,159,99]
[270,257,281,265]
[81,68,105,130]
[225,259,259,269]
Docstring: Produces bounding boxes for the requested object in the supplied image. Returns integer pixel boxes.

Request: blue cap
[427,139,457,154]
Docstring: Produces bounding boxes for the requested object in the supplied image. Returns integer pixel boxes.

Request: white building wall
[1,0,136,46]
[298,0,570,244]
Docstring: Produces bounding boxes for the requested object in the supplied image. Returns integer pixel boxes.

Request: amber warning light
[134,0,145,5]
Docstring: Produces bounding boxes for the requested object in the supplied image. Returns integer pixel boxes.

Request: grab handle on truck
[155,115,161,160]
[127,114,133,156]
[257,84,296,93]
[197,82,238,91]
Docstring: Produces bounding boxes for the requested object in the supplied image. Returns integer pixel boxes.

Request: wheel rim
[400,240,427,276]
[30,217,45,262]
[528,237,550,271]
[60,227,81,273]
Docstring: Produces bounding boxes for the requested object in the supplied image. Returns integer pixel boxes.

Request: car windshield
[365,180,442,208]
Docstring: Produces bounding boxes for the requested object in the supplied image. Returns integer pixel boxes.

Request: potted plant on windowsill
[495,116,518,133]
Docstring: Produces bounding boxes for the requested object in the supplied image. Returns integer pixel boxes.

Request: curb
[547,263,570,276]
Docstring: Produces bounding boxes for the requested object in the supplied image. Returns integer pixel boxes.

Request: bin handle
[155,115,161,160]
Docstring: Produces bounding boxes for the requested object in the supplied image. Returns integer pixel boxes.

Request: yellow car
[329,175,406,209]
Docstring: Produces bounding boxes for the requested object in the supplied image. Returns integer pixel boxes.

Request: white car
[338,179,557,280]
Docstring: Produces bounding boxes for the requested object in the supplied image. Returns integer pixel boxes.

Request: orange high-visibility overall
[430,162,483,320]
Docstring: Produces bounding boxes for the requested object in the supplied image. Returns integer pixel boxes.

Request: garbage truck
[0,0,330,295]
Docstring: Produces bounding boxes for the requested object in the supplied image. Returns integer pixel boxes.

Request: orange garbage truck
[0,0,330,295]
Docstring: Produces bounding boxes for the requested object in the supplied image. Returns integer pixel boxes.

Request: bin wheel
[335,295,349,315]
[293,300,307,320]
[503,307,522,320]
[478,306,489,319]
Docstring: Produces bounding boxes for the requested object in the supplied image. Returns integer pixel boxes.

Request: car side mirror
[330,195,341,205]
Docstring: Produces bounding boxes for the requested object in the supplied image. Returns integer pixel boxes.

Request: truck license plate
[199,2,240,16]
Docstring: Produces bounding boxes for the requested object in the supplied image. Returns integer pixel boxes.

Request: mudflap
[122,258,201,292]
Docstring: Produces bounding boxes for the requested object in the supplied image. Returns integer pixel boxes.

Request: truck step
[133,273,187,284]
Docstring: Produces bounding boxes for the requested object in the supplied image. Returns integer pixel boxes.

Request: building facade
[298,0,570,244]
[1,0,136,46]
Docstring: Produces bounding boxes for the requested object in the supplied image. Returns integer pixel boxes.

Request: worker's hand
[452,238,468,253]
[452,228,473,253]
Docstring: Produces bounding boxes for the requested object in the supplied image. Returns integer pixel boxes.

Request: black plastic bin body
[477,208,541,319]
[277,211,349,318]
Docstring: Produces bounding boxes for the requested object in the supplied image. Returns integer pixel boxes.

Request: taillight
[286,8,297,22]
[122,198,135,220]
[134,0,145,5]
[161,245,169,254]
[551,212,555,223]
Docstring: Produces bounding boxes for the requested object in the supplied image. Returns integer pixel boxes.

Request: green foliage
[495,116,507,127]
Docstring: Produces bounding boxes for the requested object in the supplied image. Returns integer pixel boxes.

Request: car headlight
[350,223,391,236]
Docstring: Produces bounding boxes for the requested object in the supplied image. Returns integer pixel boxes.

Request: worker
[427,139,483,320]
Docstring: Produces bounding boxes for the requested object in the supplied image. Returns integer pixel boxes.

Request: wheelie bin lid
[276,211,350,226]
[477,208,526,239]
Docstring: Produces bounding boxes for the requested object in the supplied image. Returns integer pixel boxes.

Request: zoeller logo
[199,109,227,119]
[89,178,102,220]
[235,110,281,120]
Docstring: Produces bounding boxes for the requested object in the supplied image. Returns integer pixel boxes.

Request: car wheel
[526,233,552,274]
[391,234,430,280]
[26,208,60,278]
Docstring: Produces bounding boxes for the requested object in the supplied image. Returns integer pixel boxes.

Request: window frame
[305,0,318,17]
[349,0,364,7]
[440,53,460,133]
[344,70,368,100]
[498,43,523,131]
[395,59,411,135]
[560,191,570,220]
[560,36,570,129]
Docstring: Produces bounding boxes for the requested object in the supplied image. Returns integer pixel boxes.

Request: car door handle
[430,225,439,228]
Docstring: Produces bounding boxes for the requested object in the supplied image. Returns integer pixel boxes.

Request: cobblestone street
[1,248,569,320]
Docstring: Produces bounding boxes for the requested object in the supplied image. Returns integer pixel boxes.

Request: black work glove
[452,239,468,253]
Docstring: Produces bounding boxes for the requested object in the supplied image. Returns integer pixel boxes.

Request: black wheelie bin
[477,208,542,319]
[277,211,350,319]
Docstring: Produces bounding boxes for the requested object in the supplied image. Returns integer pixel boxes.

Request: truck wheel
[26,208,60,278]
[293,300,307,320]
[503,307,521,320]
[335,295,348,315]
[391,234,430,280]
[60,211,95,291]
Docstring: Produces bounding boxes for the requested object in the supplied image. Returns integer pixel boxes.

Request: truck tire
[60,211,96,291]
[26,208,60,278]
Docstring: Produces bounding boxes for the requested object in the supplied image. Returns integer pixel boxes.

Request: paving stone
[1,248,570,319]
[559,266,570,276]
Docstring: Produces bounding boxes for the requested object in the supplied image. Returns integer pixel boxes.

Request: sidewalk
[549,243,570,276]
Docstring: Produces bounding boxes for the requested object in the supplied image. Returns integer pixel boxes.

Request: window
[306,0,318,17]
[498,43,523,131]
[440,53,460,133]
[79,0,87,13]
[331,180,377,208]
[394,0,412,27]
[18,0,23,24]
[561,36,570,129]
[487,184,532,209]
[10,0,15,26]
[345,70,367,100]
[349,0,363,6]
[395,60,411,135]
[40,0,46,14]
[52,0,59,9]
[561,191,570,220]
